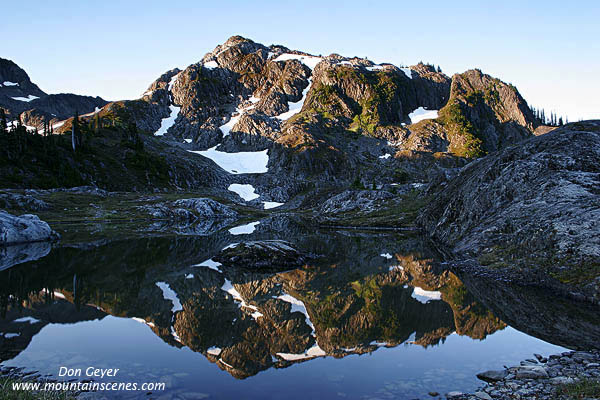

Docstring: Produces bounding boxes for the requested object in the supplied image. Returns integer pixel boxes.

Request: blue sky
[2,0,598,121]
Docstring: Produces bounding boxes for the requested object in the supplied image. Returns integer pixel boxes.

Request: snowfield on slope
[408,107,438,124]
[154,74,181,136]
[190,147,269,174]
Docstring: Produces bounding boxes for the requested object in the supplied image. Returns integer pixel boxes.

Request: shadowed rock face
[418,121,600,303]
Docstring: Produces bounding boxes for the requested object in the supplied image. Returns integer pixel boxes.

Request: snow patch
[219,96,260,137]
[276,78,312,121]
[156,282,183,313]
[228,183,260,201]
[3,81,18,86]
[263,201,284,209]
[273,53,322,70]
[389,265,404,272]
[400,68,412,79]
[154,104,180,136]
[380,253,393,259]
[11,95,39,102]
[411,287,442,304]
[190,148,269,174]
[132,317,156,328]
[183,138,192,143]
[408,107,438,124]
[379,154,392,159]
[366,65,384,71]
[228,221,260,235]
[204,60,219,69]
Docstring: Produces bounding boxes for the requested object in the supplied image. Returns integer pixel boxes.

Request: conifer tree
[72,111,80,151]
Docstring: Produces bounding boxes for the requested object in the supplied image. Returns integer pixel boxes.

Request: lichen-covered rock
[0,211,59,246]
[418,121,600,301]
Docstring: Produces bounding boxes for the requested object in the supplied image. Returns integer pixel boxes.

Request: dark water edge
[1,216,595,399]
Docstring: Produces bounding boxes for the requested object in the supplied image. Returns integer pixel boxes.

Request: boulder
[476,369,508,382]
[214,240,308,272]
[514,365,548,379]
[0,211,59,246]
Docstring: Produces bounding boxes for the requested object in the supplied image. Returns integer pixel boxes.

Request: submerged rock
[214,240,308,272]
[0,211,59,246]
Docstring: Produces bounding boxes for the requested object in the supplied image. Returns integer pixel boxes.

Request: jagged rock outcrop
[0,211,59,246]
[418,121,600,302]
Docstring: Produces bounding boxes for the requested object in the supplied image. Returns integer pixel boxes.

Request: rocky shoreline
[447,350,600,400]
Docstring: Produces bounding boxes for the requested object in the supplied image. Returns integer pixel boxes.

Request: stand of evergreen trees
[529,105,568,127]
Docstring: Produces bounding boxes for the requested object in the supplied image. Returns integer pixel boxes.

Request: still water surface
[0,218,568,399]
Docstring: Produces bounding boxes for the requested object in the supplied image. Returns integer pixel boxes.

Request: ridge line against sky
[1,0,598,121]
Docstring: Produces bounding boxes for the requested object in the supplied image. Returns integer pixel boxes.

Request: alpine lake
[2,216,597,400]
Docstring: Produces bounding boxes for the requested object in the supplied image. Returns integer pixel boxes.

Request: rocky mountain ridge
[0,57,107,128]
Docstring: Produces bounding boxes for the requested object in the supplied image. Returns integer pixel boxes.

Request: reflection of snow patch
[379,154,391,159]
[156,282,183,313]
[276,343,327,361]
[11,95,39,102]
[13,317,41,324]
[278,293,314,332]
[380,253,393,259]
[408,107,438,124]
[132,317,156,328]
[190,148,269,174]
[229,221,260,235]
[228,183,260,201]
[194,259,222,272]
[389,265,404,272]
[207,347,222,356]
[221,279,263,319]
[4,333,20,339]
[411,287,442,304]
[3,81,18,86]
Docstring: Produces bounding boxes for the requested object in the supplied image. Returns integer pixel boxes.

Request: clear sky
[2,0,598,121]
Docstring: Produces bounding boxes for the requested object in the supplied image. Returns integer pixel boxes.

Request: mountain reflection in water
[0,217,573,399]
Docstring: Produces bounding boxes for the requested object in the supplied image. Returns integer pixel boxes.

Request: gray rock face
[419,122,600,301]
[320,190,395,214]
[0,211,59,246]
[171,198,238,219]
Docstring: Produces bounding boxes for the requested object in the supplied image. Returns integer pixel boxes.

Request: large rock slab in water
[418,121,600,301]
[214,240,308,272]
[0,211,59,246]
